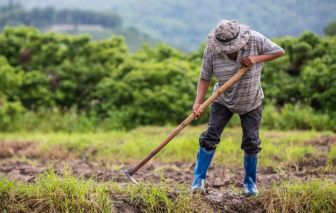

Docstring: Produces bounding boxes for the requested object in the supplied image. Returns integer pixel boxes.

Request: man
[191,20,285,196]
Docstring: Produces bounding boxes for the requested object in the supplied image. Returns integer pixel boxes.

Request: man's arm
[192,77,211,120]
[240,51,285,67]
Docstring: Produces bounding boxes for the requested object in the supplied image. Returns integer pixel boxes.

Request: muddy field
[1,160,335,213]
[1,136,336,212]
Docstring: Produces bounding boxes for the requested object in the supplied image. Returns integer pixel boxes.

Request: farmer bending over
[191,20,285,196]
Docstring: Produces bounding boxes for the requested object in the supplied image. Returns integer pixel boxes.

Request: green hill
[0,2,158,52]
[6,0,336,51]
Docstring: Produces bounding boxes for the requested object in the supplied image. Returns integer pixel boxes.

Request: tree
[324,20,336,36]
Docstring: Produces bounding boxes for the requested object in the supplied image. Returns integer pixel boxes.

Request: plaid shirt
[200,30,284,114]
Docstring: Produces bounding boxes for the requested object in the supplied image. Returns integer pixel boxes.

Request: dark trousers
[199,102,263,154]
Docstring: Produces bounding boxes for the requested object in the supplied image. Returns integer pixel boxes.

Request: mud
[111,193,143,213]
[1,136,336,212]
[1,159,335,212]
[305,135,336,153]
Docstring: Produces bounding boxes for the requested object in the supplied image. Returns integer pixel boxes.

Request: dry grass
[0,141,40,159]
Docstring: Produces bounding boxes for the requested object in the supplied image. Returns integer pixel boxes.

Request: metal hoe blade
[125,169,139,185]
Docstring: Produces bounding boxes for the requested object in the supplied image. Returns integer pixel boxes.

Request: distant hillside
[0,2,158,52]
[6,0,336,51]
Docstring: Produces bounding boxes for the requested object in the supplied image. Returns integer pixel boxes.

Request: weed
[0,168,113,212]
[231,185,239,194]
[328,147,336,165]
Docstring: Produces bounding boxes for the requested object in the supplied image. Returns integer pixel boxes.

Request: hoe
[125,66,251,185]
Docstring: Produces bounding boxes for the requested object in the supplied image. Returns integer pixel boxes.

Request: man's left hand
[240,55,259,67]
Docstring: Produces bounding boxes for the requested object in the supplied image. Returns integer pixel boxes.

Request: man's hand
[240,55,259,67]
[240,52,285,67]
[193,102,204,120]
[193,77,211,120]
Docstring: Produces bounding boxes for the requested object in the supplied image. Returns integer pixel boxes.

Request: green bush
[262,104,336,131]
[0,56,25,129]
[0,107,122,132]
[0,26,336,131]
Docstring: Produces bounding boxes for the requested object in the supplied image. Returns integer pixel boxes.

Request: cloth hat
[207,20,251,54]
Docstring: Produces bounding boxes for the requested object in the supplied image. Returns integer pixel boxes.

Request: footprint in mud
[203,190,265,213]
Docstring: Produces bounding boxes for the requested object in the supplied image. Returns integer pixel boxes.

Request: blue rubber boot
[243,153,259,196]
[190,147,215,192]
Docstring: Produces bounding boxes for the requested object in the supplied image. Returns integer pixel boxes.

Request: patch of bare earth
[305,135,336,153]
[301,135,336,169]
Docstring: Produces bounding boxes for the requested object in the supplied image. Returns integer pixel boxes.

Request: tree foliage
[0,26,335,130]
[324,21,336,36]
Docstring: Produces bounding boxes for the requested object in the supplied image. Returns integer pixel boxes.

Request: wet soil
[1,159,335,213]
[2,160,335,187]
[305,135,336,153]
[1,136,336,212]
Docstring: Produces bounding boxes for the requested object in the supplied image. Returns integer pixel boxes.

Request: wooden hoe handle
[125,66,251,182]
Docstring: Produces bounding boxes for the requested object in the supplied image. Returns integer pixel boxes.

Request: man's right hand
[193,103,204,120]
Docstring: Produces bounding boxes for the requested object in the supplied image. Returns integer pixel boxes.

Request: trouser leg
[239,103,263,154]
[199,102,234,150]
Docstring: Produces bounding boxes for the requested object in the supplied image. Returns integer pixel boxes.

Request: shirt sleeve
[259,35,285,55]
[199,46,213,80]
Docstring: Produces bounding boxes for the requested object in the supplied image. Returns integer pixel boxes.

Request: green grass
[328,147,336,165]
[2,104,336,133]
[0,126,335,212]
[0,125,333,168]
[1,167,335,213]
[257,177,336,212]
[0,167,114,212]
[0,168,211,213]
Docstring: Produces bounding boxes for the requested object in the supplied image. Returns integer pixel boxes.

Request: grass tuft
[0,168,212,213]
[0,167,113,212]
[1,166,336,213]
[118,179,211,212]
[256,177,336,213]
[328,147,336,166]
